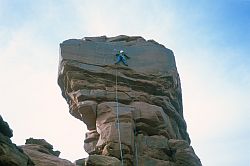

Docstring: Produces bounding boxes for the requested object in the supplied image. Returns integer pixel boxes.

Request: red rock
[58,35,202,165]
[21,145,74,166]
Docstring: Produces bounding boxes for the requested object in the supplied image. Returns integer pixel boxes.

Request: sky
[0,0,249,165]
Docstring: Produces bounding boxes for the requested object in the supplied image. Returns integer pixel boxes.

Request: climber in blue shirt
[115,50,130,66]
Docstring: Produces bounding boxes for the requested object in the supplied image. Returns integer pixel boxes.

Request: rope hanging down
[115,67,124,166]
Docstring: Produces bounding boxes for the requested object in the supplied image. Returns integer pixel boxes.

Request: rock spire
[58,35,202,166]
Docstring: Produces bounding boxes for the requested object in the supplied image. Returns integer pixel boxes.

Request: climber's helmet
[120,50,124,54]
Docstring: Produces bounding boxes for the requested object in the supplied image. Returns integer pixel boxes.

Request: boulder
[71,100,97,130]
[84,130,99,154]
[85,155,120,166]
[168,139,202,166]
[21,139,75,166]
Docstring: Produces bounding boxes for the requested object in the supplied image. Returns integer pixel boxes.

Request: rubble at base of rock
[58,35,202,166]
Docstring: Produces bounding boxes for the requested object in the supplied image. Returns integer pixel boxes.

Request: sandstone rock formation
[0,115,34,166]
[0,115,75,166]
[76,155,121,166]
[21,138,75,166]
[58,35,202,166]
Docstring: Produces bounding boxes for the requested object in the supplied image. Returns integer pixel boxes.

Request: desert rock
[58,35,202,165]
[21,138,75,166]
[0,115,34,166]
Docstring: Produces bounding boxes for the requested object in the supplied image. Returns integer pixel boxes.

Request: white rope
[115,67,124,166]
[120,66,139,166]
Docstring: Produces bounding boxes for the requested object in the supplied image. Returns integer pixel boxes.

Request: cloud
[176,37,250,165]
[0,22,88,161]
[1,0,249,164]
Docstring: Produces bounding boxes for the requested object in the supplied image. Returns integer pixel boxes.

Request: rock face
[58,35,202,165]
[21,138,75,166]
[0,115,75,166]
[0,115,34,166]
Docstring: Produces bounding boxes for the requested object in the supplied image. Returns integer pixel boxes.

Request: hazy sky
[0,0,249,165]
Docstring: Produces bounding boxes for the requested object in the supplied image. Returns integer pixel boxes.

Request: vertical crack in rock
[58,35,202,166]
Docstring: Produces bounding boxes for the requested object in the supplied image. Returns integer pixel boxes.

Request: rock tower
[58,35,202,166]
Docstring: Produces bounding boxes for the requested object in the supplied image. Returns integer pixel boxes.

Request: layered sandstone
[21,138,75,166]
[58,35,202,166]
[0,115,34,166]
[0,115,75,166]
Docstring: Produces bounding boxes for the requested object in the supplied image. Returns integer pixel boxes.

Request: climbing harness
[115,66,124,166]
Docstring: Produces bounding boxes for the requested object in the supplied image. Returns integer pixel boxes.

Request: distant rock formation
[0,115,75,166]
[58,35,202,165]
[0,115,34,166]
[21,138,74,166]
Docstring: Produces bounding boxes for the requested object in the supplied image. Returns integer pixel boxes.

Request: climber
[115,50,130,66]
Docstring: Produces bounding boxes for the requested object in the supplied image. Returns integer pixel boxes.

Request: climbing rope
[114,59,140,166]
[115,66,124,166]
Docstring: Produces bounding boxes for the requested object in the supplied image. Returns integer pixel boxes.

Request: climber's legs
[121,57,128,66]
[115,56,122,64]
